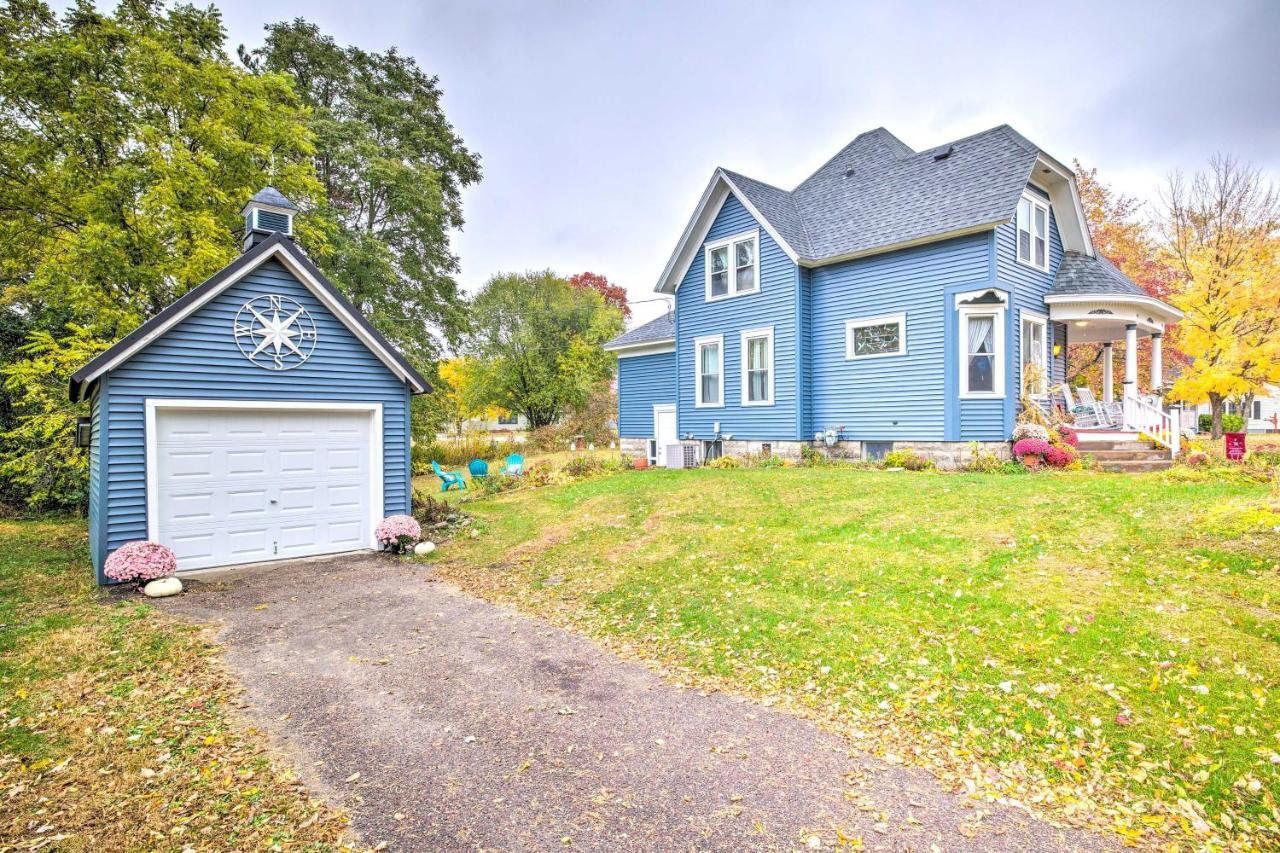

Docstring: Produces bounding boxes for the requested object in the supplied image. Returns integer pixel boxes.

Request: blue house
[606,126,1183,467]
[70,188,429,581]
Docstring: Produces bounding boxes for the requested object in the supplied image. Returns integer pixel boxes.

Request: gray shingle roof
[718,125,1042,264]
[247,186,298,211]
[1048,251,1148,298]
[604,311,674,350]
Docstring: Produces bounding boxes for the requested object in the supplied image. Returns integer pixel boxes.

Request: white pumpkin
[413,541,437,556]
[143,576,183,598]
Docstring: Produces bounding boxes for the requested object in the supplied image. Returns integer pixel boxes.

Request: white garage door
[152,407,378,571]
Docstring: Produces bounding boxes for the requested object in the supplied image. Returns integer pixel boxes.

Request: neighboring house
[1194,391,1280,433]
[438,412,530,442]
[70,188,429,581]
[605,126,1183,467]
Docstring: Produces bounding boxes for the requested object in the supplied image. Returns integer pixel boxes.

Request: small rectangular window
[695,336,723,407]
[845,313,907,359]
[1254,400,1263,420]
[740,327,774,406]
[966,314,996,393]
[705,231,758,300]
[1016,193,1050,272]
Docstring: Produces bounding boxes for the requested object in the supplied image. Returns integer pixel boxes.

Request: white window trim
[955,289,1007,400]
[704,229,760,302]
[1020,310,1049,397]
[845,312,907,360]
[739,326,775,407]
[1016,192,1051,272]
[694,334,724,408]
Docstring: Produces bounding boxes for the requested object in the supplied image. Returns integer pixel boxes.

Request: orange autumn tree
[1068,163,1182,389]
[568,272,630,318]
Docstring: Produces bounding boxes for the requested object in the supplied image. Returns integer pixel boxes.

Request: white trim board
[143,399,384,568]
[76,242,424,394]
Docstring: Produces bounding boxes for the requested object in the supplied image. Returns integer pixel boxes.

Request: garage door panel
[154,407,375,571]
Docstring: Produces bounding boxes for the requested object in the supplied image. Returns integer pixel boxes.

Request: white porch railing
[1122,394,1180,456]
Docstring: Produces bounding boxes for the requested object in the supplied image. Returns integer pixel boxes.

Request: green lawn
[0,521,353,850]
[435,466,1280,849]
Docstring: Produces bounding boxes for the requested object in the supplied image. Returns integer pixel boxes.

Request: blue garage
[70,188,430,582]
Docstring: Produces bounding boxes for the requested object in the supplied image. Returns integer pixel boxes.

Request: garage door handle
[270,499,278,504]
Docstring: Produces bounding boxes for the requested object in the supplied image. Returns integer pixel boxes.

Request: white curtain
[968,316,993,354]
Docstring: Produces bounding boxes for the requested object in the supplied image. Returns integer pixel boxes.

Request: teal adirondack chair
[503,453,524,476]
[431,460,466,492]
[468,458,489,478]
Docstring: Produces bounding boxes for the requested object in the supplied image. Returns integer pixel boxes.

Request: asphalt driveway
[161,555,1111,851]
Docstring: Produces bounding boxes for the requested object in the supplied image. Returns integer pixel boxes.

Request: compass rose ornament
[233,295,318,371]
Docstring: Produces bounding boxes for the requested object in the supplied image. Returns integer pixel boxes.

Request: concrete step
[1077,440,1160,452]
[1085,448,1172,461]
[1095,458,1174,473]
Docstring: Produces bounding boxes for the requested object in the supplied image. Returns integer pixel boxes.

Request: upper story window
[705,230,758,301]
[846,313,907,359]
[1016,193,1050,271]
[956,289,1007,399]
[695,335,724,407]
[740,327,774,406]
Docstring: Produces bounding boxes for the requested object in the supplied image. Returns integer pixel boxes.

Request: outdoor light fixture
[75,416,91,448]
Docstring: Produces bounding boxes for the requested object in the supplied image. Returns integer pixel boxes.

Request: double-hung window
[1020,313,1048,396]
[845,313,907,359]
[1016,193,1051,271]
[740,327,774,406]
[705,230,759,300]
[695,335,723,407]
[956,289,1007,398]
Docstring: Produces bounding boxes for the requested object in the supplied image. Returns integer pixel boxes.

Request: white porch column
[1123,323,1138,398]
[1150,333,1163,392]
[1102,342,1114,404]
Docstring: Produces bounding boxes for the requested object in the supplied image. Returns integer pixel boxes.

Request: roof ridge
[793,126,905,190]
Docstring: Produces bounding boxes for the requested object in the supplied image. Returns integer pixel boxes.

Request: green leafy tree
[463,271,623,428]
[0,0,322,510]
[240,19,482,363]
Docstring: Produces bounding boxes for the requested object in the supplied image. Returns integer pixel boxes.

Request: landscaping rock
[414,541,437,556]
[143,576,183,598]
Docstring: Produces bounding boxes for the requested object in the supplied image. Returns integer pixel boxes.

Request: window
[1016,193,1050,271]
[1020,313,1048,396]
[705,230,759,300]
[497,412,519,426]
[740,327,774,406]
[1254,400,1263,420]
[956,289,1007,398]
[846,313,907,359]
[695,335,723,407]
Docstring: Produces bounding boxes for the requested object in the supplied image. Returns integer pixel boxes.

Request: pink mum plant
[1012,437,1052,469]
[1056,424,1079,447]
[375,514,422,553]
[103,540,178,587]
[1044,444,1078,468]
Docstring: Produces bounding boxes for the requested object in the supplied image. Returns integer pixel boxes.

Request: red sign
[1225,432,1246,461]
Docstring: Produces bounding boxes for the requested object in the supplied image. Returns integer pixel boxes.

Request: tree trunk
[1241,393,1256,429]
[1208,393,1225,439]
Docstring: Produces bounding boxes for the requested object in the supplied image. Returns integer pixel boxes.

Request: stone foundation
[720,439,807,460]
[814,439,1010,470]
[619,437,650,459]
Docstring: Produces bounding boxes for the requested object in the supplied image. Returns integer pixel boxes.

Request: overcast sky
[212,0,1280,326]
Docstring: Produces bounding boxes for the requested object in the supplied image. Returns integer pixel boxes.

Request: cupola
[240,186,297,251]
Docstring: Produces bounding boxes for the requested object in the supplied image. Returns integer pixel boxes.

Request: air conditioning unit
[667,441,700,469]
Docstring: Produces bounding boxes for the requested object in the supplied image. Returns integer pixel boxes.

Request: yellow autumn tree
[436,357,509,438]
[1160,156,1280,437]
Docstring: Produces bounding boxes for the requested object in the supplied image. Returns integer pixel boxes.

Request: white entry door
[653,405,677,467]
[150,405,379,571]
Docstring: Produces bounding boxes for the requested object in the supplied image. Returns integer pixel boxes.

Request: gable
[70,234,428,400]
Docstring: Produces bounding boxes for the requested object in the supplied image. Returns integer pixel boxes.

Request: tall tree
[463,271,623,428]
[0,0,321,511]
[1160,156,1280,437]
[1068,163,1183,389]
[241,20,481,363]
[568,272,630,318]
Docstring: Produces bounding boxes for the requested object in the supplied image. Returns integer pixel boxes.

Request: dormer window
[705,230,758,300]
[1016,193,1050,271]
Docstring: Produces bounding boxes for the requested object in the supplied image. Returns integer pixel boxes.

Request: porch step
[1084,448,1172,461]
[1094,458,1174,473]
[1078,440,1161,452]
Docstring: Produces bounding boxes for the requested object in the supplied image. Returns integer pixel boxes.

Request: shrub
[1247,449,1280,467]
[707,455,742,469]
[1044,444,1078,468]
[374,514,421,553]
[412,490,453,525]
[882,449,934,471]
[1012,422,1050,442]
[963,444,1008,473]
[412,432,503,472]
[561,454,603,477]
[103,540,177,586]
[1199,413,1246,433]
[1056,424,1079,447]
[800,445,833,467]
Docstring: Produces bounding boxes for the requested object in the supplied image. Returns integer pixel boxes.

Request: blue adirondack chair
[503,453,524,476]
[468,458,489,478]
[431,460,466,492]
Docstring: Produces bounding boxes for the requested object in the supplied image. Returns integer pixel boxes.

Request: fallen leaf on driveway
[344,772,361,783]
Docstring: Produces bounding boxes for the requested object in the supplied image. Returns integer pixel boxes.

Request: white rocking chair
[1075,387,1122,428]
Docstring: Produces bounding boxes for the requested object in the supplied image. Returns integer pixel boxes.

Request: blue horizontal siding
[811,233,991,440]
[676,194,799,440]
[94,258,411,581]
[617,351,676,437]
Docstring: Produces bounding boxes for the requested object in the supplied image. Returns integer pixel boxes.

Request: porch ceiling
[1046,294,1180,343]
